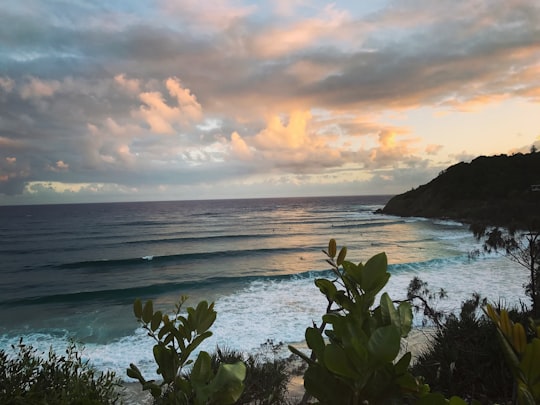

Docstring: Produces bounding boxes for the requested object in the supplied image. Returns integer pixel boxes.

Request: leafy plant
[127,296,246,405]
[210,345,290,405]
[0,338,120,405]
[412,295,513,404]
[289,239,430,404]
[485,304,540,404]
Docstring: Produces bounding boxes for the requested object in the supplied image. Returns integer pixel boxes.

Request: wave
[330,219,408,229]
[0,270,326,307]
[3,255,476,307]
[48,246,312,271]
[124,232,280,246]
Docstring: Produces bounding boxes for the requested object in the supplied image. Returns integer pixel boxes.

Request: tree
[472,224,540,317]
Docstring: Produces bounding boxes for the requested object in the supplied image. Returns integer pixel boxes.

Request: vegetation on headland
[381,150,540,229]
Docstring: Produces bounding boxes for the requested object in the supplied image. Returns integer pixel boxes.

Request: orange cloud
[134,77,203,134]
[230,131,253,160]
[367,130,420,168]
[252,111,313,150]
[227,110,346,171]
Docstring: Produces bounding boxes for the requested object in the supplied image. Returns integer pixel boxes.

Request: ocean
[0,195,528,381]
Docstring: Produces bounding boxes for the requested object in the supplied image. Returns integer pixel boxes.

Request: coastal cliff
[381,152,540,228]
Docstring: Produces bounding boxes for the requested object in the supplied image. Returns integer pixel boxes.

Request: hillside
[381,152,540,229]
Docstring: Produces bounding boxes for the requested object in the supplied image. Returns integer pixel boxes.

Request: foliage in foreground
[210,344,290,405]
[289,239,471,405]
[411,295,514,404]
[127,296,246,405]
[0,339,120,405]
[486,304,540,404]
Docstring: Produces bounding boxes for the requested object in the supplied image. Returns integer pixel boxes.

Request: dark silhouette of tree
[472,224,540,317]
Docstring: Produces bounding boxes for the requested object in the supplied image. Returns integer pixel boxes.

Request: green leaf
[315,278,337,300]
[153,344,176,383]
[193,301,217,334]
[133,299,143,319]
[288,345,314,365]
[342,261,362,284]
[127,363,144,383]
[520,338,540,399]
[394,352,411,375]
[158,322,173,340]
[448,396,469,405]
[328,239,337,258]
[362,252,389,293]
[367,325,401,364]
[324,343,359,379]
[150,311,162,332]
[337,246,347,265]
[306,327,326,361]
[191,351,213,386]
[197,362,246,405]
[398,301,413,337]
[380,293,399,327]
[184,331,213,359]
[142,300,154,324]
[303,364,352,404]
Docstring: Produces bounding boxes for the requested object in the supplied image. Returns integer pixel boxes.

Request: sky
[1,0,539,205]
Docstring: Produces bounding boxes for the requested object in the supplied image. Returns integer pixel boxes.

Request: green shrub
[412,295,514,404]
[210,344,290,405]
[127,296,246,405]
[486,304,540,404]
[289,239,431,404]
[0,339,120,405]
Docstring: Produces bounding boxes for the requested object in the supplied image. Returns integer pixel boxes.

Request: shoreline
[119,327,435,404]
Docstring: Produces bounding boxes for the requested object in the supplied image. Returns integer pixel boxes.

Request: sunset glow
[1,0,539,204]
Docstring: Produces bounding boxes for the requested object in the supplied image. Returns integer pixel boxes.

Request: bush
[0,339,120,405]
[411,296,515,404]
[127,296,246,405]
[289,240,432,404]
[210,343,290,405]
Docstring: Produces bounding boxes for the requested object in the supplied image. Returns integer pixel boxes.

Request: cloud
[0,77,15,93]
[230,131,253,160]
[250,5,350,58]
[114,74,140,94]
[134,77,203,134]
[366,130,422,168]
[46,160,69,172]
[20,77,60,100]
[425,144,443,155]
[0,0,539,203]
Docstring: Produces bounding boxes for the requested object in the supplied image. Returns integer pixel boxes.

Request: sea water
[0,196,527,381]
